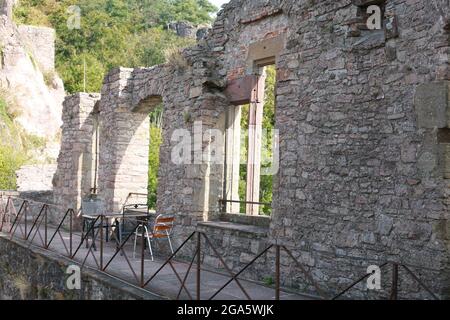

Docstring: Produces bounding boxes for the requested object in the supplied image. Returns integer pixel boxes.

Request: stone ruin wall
[52,0,450,299]
[52,93,100,219]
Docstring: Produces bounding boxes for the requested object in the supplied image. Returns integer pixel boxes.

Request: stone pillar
[52,93,101,217]
[225,105,242,214]
[97,68,150,213]
[246,71,266,215]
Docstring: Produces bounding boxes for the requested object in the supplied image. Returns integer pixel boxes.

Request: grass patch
[43,70,59,88]
[0,145,26,190]
[164,46,189,71]
[27,51,38,70]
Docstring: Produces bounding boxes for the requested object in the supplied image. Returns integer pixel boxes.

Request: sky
[210,0,230,9]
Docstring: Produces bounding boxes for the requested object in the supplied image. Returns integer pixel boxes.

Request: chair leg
[82,220,86,248]
[91,222,97,251]
[145,227,154,261]
[133,226,139,259]
[167,235,174,254]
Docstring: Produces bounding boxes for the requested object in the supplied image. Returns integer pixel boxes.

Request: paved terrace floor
[4,222,316,300]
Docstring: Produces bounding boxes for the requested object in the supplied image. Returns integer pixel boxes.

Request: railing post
[10,200,26,237]
[44,206,48,248]
[197,232,201,300]
[100,215,104,270]
[275,245,280,301]
[0,194,4,232]
[390,263,399,300]
[24,202,28,240]
[140,222,145,287]
[69,209,73,257]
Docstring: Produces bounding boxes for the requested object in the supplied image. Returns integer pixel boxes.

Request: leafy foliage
[0,97,27,189]
[14,0,216,93]
[148,106,164,209]
[0,145,26,190]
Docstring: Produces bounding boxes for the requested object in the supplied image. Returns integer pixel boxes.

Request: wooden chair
[133,214,175,261]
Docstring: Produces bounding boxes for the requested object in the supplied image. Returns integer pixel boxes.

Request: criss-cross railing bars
[0,195,441,301]
[101,221,142,284]
[8,199,29,239]
[2,196,327,301]
[0,195,18,232]
[208,241,329,300]
[4,196,76,256]
[2,196,106,268]
[332,262,440,300]
[138,231,328,301]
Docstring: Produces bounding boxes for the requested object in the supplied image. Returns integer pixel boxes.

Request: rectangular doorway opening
[223,64,277,216]
[148,105,163,211]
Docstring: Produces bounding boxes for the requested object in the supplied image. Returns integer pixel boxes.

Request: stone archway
[97,68,166,213]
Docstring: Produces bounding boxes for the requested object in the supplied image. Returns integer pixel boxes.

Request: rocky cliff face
[0,14,64,140]
[168,21,211,40]
[0,6,65,172]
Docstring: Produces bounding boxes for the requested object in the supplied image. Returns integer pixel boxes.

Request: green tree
[169,0,217,25]
[14,0,216,93]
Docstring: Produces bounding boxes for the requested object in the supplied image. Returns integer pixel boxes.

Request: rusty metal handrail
[0,196,441,301]
[332,262,440,300]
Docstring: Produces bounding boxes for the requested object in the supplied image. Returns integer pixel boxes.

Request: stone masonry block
[414,82,449,129]
[246,34,286,73]
[351,0,386,6]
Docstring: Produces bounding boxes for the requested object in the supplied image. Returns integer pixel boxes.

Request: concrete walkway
[6,222,316,300]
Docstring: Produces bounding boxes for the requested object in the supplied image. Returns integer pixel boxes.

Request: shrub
[0,145,26,190]
[43,70,58,88]
[164,46,189,71]
[0,89,22,120]
[0,94,45,190]
[147,106,164,209]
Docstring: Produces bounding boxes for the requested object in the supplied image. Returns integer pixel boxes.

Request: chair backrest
[152,214,175,237]
[122,193,148,211]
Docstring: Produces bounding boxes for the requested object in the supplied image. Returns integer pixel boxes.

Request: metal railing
[0,194,441,300]
[0,195,323,300]
[332,262,439,300]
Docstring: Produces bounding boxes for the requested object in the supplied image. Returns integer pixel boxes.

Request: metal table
[81,200,157,251]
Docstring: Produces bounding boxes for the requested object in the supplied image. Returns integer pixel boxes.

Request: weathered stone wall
[53,93,100,213]
[0,234,161,300]
[168,21,210,40]
[97,68,153,213]
[16,164,57,192]
[0,190,54,205]
[264,0,450,298]
[17,25,56,73]
[52,0,450,299]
